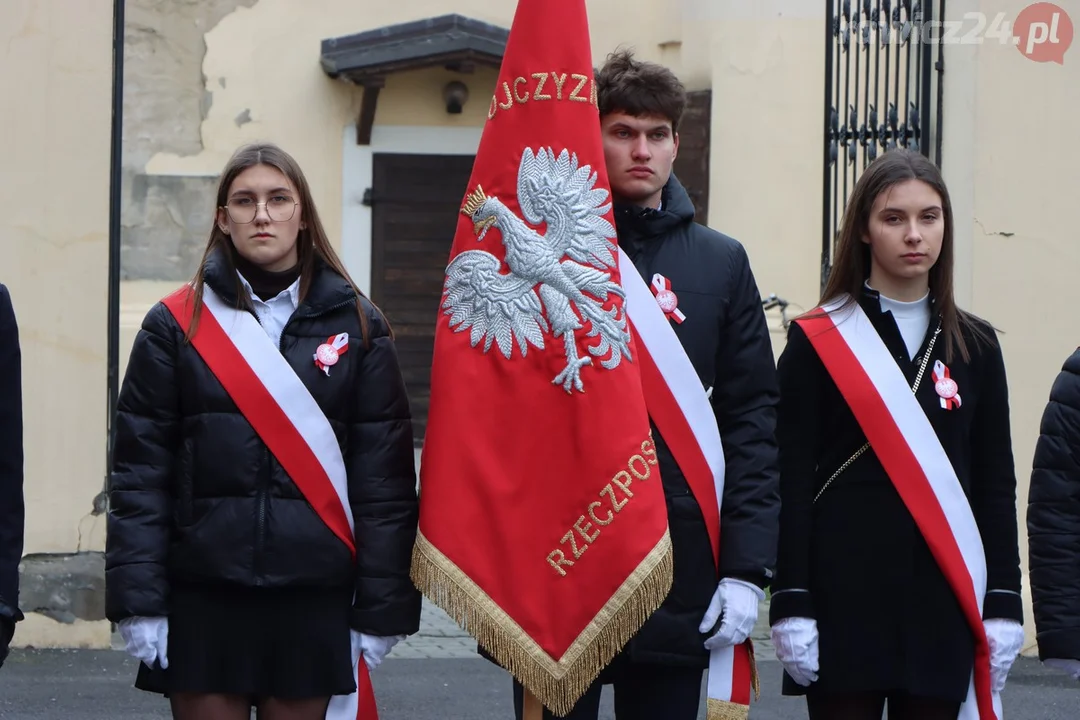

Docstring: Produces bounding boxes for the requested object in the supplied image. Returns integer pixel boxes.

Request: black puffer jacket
[105,248,422,637]
[1028,347,1080,662]
[617,176,781,667]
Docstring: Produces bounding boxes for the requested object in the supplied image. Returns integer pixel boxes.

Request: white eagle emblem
[442,147,632,393]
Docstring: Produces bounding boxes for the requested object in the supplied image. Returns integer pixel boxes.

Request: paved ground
[0,649,1075,719]
[0,598,1071,718]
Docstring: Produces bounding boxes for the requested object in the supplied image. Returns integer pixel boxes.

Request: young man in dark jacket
[1028,348,1080,681]
[0,283,24,670]
[513,49,781,720]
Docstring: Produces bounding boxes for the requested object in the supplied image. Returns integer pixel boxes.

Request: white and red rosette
[650,273,686,324]
[314,333,350,376]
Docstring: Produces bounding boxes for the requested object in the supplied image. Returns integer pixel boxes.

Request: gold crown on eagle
[460,184,487,217]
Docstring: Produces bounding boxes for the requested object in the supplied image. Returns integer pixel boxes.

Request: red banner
[410,0,672,714]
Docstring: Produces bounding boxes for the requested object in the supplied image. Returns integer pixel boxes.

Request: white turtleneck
[869,283,931,360]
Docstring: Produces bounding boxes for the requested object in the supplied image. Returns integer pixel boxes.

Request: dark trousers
[806,690,961,720]
[511,655,703,720]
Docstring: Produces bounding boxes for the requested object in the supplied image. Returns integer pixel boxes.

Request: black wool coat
[104,249,422,637]
[1027,347,1080,663]
[770,288,1023,702]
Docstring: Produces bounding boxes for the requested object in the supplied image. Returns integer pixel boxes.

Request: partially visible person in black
[1027,348,1080,681]
[508,49,781,720]
[0,282,24,670]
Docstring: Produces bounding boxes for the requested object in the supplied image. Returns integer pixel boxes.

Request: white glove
[772,617,819,687]
[985,618,1025,693]
[351,630,406,671]
[1044,658,1080,680]
[699,578,765,650]
[118,616,169,669]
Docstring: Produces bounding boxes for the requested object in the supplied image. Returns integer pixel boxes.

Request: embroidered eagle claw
[443,147,633,393]
[554,355,592,393]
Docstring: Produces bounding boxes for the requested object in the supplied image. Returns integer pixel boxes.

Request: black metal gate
[821,0,946,293]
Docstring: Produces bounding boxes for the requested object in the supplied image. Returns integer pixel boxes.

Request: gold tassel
[705,698,750,720]
[410,530,674,717]
[748,639,760,701]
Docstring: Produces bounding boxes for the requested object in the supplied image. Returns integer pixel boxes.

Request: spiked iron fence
[821,0,946,293]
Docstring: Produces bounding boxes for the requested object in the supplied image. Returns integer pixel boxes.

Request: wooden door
[672,89,712,226]
[370,153,476,446]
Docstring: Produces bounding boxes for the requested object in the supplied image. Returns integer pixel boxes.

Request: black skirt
[135,582,356,700]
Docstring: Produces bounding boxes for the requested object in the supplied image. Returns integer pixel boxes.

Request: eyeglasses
[222,196,298,224]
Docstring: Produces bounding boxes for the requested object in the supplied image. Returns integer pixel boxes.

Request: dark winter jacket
[0,283,25,662]
[770,289,1023,701]
[616,175,781,667]
[104,248,422,637]
[1028,347,1080,663]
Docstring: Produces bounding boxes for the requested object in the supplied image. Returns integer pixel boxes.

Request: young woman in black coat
[1027,348,1080,681]
[105,142,421,720]
[768,149,1025,719]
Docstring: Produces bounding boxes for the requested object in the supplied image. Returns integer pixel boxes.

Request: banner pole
[523,689,544,720]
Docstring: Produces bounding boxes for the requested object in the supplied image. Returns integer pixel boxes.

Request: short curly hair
[594,49,688,133]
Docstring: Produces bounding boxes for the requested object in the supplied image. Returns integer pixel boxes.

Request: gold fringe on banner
[411,529,674,717]
[705,698,750,720]
[749,639,761,701]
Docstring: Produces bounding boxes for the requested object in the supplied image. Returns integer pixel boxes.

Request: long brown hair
[182,142,383,346]
[814,148,993,363]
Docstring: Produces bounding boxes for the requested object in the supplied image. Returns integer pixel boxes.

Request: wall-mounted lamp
[443,80,469,114]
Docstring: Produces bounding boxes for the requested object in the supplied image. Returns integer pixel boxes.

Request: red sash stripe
[731,644,752,706]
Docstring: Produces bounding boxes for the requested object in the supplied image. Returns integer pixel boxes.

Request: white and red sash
[162,284,378,720]
[795,295,1001,720]
[618,248,755,719]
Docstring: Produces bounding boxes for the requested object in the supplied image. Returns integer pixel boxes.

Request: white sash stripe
[202,286,354,537]
[328,689,360,720]
[618,248,726,496]
[822,298,997,720]
[706,644,735,702]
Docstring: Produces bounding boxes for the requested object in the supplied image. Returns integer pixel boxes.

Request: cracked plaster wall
[121,0,258,281]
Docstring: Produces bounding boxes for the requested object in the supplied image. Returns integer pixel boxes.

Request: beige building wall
[701,3,825,356]
[1,0,113,648]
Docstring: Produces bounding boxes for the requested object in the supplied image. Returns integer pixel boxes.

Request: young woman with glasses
[104,142,421,720]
